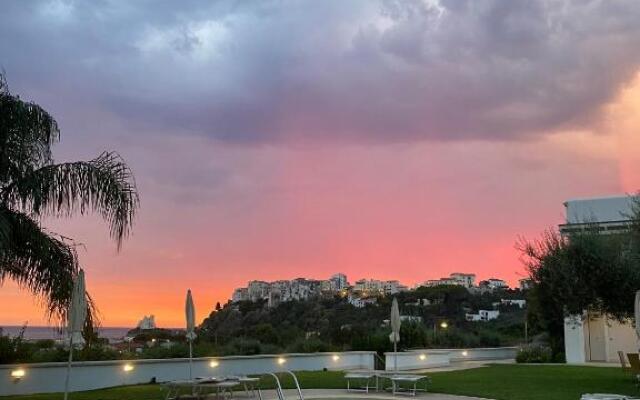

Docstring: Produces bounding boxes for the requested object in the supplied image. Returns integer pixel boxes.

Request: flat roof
[564,195,637,224]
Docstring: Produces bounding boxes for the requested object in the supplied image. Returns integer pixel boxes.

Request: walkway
[260,389,488,400]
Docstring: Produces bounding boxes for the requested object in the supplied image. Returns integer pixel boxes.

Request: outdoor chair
[618,351,631,375]
[626,353,640,385]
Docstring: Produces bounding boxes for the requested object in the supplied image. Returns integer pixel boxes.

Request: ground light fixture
[210,360,219,368]
[277,357,286,365]
[462,350,468,357]
[440,321,448,329]
[11,368,25,381]
[123,363,135,372]
[419,354,427,361]
[332,355,340,361]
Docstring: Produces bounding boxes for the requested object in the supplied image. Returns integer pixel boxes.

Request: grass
[429,364,638,400]
[4,365,638,400]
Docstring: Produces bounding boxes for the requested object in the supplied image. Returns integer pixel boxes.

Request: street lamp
[434,320,449,336]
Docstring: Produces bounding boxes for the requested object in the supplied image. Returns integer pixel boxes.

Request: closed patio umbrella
[389,297,401,371]
[64,270,88,400]
[186,289,197,380]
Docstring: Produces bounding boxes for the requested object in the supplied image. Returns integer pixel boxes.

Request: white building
[500,299,526,308]
[419,272,476,288]
[331,273,348,290]
[400,315,423,323]
[232,288,248,302]
[465,310,500,322]
[480,278,508,290]
[353,279,383,292]
[383,280,409,295]
[450,273,476,288]
[519,278,533,290]
[137,315,156,330]
[562,195,639,363]
[349,296,377,308]
[352,278,408,295]
[560,195,636,235]
[247,280,270,301]
[232,274,346,304]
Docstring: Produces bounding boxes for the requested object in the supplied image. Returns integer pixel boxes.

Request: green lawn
[4,365,638,400]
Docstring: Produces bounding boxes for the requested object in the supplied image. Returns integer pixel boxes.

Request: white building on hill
[349,296,377,308]
[500,299,526,308]
[465,310,500,322]
[137,315,156,330]
[480,278,508,290]
[419,272,476,288]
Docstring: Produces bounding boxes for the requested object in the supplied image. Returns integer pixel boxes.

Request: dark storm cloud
[2,0,640,143]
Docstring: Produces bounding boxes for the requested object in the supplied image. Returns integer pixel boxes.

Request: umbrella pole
[394,341,397,371]
[63,336,73,400]
[189,340,193,380]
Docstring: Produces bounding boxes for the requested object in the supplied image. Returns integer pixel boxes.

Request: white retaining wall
[0,351,375,397]
[385,347,518,370]
[385,350,450,370]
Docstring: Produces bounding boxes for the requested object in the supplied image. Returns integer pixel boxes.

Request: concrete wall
[605,318,638,363]
[564,315,586,363]
[445,347,517,362]
[564,313,639,364]
[385,350,450,371]
[384,347,517,370]
[0,351,375,397]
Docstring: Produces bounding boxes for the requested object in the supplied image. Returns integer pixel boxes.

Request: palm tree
[0,73,139,322]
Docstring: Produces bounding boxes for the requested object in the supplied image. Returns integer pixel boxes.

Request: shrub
[516,345,553,363]
[285,337,333,353]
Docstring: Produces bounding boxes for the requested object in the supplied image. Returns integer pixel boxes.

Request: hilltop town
[231,272,531,309]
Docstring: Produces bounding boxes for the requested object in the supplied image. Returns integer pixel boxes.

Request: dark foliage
[200,286,528,355]
[520,204,640,355]
[0,73,139,322]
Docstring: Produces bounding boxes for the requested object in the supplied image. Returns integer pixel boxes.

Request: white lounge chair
[345,372,376,393]
[390,374,431,396]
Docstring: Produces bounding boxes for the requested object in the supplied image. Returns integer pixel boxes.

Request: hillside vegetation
[199,285,531,355]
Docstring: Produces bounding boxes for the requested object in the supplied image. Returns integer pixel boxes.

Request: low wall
[384,350,450,371]
[442,347,518,362]
[385,347,518,371]
[0,351,375,397]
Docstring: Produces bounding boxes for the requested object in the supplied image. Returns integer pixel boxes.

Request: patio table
[390,375,431,396]
[344,372,376,393]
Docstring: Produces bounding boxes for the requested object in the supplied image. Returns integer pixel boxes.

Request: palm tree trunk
[64,336,73,400]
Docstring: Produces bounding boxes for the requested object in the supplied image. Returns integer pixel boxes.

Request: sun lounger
[164,377,242,400]
[390,374,431,396]
[239,377,261,398]
[345,372,376,393]
[199,381,241,399]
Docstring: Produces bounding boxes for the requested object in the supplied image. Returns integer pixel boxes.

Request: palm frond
[0,73,59,183]
[0,206,78,320]
[3,152,139,248]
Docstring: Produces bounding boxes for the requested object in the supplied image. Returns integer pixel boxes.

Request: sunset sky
[2,0,640,328]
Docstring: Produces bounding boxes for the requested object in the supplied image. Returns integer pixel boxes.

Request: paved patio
[259,389,488,400]
[352,358,515,374]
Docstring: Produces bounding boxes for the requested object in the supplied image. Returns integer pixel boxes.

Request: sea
[0,326,131,341]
